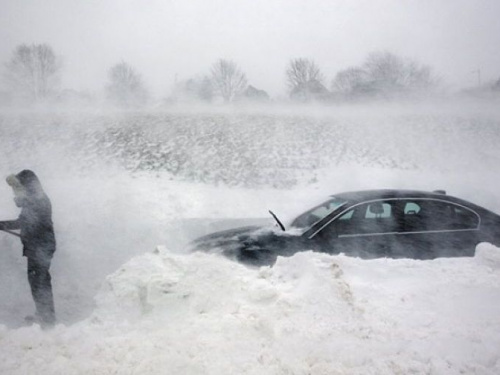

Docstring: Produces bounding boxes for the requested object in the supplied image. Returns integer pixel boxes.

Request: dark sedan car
[190,189,500,265]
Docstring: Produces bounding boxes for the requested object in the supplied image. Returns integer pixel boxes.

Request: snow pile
[1,245,500,374]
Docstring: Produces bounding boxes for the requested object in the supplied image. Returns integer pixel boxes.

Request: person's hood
[16,170,44,195]
[7,170,44,197]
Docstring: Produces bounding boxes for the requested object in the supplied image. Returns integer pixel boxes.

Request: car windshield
[290,197,347,229]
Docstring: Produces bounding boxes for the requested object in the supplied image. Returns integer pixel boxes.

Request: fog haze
[1,0,500,97]
[2,2,500,371]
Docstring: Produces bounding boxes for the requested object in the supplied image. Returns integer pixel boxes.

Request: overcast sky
[1,0,499,97]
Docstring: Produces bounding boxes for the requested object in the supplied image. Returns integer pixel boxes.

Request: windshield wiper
[269,210,285,231]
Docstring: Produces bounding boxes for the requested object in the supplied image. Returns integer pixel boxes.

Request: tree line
[2,43,499,107]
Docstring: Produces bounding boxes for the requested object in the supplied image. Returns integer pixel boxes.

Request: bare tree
[210,59,247,102]
[363,51,436,94]
[331,51,438,99]
[286,58,324,92]
[106,62,148,107]
[3,44,61,103]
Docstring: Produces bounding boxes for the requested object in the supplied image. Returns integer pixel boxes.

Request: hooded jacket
[0,170,56,260]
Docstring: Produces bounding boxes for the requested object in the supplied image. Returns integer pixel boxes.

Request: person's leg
[27,257,56,327]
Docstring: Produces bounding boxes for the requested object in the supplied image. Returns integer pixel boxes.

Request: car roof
[331,189,467,205]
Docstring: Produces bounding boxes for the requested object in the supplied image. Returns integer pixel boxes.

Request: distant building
[290,80,330,102]
[238,85,270,102]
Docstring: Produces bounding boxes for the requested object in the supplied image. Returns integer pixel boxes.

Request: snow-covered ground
[2,246,500,374]
[1,102,500,374]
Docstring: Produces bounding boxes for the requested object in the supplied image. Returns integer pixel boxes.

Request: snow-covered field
[1,101,500,374]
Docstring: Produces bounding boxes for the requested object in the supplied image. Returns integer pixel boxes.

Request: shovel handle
[1,229,21,238]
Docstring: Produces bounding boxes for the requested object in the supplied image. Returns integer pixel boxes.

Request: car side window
[401,200,479,232]
[329,201,398,236]
[404,202,421,215]
[402,201,425,231]
[452,206,479,229]
[339,210,354,220]
[364,202,392,218]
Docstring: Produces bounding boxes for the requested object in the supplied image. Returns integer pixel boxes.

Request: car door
[311,200,400,258]
[393,199,480,259]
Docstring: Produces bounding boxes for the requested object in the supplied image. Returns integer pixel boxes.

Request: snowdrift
[1,244,500,374]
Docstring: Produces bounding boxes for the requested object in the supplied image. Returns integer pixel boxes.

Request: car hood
[190,225,267,252]
[188,224,301,266]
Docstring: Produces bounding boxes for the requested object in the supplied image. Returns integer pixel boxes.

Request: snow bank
[1,245,500,374]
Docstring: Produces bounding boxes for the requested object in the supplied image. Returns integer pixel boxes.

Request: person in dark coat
[0,170,56,327]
